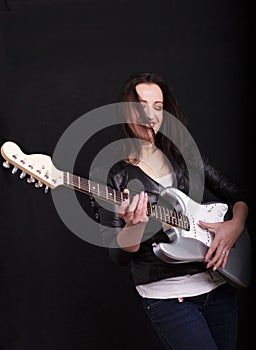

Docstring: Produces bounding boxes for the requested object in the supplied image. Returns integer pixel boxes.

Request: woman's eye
[154,106,162,111]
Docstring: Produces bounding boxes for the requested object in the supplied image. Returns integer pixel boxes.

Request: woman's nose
[145,105,155,120]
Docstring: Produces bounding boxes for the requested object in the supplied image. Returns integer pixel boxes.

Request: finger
[122,188,130,200]
[134,191,146,211]
[205,240,218,263]
[142,192,148,212]
[198,220,215,227]
[129,193,140,212]
[134,192,148,219]
[212,252,227,272]
[221,250,229,269]
[118,198,130,217]
[198,220,217,232]
[207,247,228,271]
[118,189,130,216]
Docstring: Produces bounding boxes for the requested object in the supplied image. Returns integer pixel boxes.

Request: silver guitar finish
[152,187,252,288]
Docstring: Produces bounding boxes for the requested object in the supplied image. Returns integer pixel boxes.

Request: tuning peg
[27,176,35,183]
[2,161,10,168]
[35,181,43,188]
[20,171,26,179]
[44,186,49,194]
[11,166,18,174]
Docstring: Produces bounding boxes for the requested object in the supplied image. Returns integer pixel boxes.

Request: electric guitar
[1,141,253,288]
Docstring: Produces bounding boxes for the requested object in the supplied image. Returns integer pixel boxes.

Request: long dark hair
[116,72,188,168]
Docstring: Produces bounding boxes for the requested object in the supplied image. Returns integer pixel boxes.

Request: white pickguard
[153,188,228,262]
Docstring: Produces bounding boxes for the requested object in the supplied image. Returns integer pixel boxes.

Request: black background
[0,0,254,349]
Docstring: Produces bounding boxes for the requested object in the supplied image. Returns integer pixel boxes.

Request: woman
[95,72,249,349]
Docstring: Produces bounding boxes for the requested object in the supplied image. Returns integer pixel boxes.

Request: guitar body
[153,188,252,288]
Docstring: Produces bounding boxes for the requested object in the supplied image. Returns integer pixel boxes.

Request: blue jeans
[142,283,238,350]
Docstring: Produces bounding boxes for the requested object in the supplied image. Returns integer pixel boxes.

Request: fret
[88,179,91,193]
[103,185,107,201]
[71,173,74,186]
[81,177,88,193]
[98,183,106,200]
[164,207,170,223]
[146,203,151,217]
[108,187,114,202]
[103,186,108,201]
[91,183,97,196]
[116,191,122,204]
[178,213,184,228]
[168,209,177,226]
[159,206,164,222]
[150,204,157,218]
[155,205,161,221]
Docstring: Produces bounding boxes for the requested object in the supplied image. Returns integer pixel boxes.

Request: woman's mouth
[143,122,155,129]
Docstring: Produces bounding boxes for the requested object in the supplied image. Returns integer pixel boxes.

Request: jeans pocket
[142,298,166,310]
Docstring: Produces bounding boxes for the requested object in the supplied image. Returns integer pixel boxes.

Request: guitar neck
[63,171,190,231]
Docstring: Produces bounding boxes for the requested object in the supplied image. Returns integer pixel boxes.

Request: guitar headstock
[1,141,63,193]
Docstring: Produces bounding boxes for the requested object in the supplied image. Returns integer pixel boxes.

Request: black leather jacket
[93,154,248,286]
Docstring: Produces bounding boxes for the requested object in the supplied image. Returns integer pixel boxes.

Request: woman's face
[135,83,164,134]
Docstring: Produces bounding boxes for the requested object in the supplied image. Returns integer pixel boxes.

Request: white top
[136,173,226,299]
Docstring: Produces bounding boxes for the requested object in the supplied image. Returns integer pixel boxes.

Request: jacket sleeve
[97,202,135,265]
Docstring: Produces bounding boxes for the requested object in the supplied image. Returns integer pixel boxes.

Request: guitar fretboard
[63,171,190,231]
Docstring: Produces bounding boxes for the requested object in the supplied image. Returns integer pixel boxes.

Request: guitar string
[63,171,190,230]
